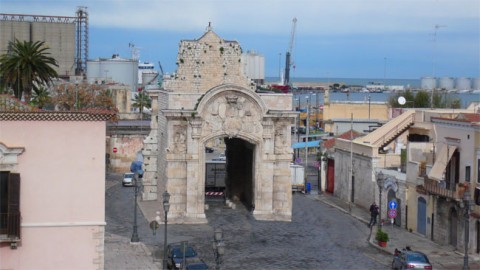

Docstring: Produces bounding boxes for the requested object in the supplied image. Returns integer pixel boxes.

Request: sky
[1,0,479,79]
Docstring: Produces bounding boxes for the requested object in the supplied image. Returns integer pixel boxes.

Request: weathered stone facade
[144,27,296,223]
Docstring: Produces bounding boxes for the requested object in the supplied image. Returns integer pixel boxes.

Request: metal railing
[423,178,465,201]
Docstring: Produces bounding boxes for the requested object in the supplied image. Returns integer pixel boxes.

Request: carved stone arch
[197,86,266,139]
[196,84,268,116]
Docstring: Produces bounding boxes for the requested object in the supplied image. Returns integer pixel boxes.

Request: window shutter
[7,173,20,239]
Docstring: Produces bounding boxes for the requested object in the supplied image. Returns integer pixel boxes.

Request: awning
[292,140,322,149]
[428,144,457,181]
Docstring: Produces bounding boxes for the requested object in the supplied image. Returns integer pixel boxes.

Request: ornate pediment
[0,142,25,171]
[202,92,262,138]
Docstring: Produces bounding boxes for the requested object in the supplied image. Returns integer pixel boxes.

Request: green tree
[0,39,58,101]
[414,90,431,108]
[131,91,152,115]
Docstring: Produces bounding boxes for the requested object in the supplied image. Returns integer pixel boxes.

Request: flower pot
[378,241,387,247]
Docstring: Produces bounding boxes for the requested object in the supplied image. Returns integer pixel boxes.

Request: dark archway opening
[224,137,255,210]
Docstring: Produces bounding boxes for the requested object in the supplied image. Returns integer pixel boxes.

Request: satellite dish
[398,96,406,105]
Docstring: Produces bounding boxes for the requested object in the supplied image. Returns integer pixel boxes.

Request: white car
[122,173,135,187]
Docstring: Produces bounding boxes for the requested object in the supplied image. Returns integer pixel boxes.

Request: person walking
[369,202,379,228]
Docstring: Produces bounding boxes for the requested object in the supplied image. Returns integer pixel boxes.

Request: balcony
[423,177,467,201]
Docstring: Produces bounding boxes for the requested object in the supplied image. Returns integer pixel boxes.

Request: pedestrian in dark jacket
[368,202,379,228]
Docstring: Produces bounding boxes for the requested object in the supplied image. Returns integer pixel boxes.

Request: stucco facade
[0,110,112,270]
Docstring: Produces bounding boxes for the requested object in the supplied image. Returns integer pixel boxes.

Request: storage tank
[439,77,454,90]
[86,54,138,90]
[455,77,471,91]
[421,77,436,90]
[141,72,159,86]
[472,78,480,90]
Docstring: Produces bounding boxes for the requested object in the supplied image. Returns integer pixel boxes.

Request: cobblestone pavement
[316,192,480,270]
[105,171,480,270]
[194,196,388,270]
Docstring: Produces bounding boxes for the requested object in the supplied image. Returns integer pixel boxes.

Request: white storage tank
[86,54,138,90]
[455,77,471,91]
[421,77,436,90]
[472,78,480,90]
[141,72,159,86]
[439,77,454,90]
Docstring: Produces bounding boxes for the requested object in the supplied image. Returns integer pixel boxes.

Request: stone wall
[163,29,253,93]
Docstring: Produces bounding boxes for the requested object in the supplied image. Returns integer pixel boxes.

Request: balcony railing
[0,212,21,240]
[423,177,466,201]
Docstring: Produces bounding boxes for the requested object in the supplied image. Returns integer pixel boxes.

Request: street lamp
[131,171,142,242]
[376,171,385,227]
[213,228,225,270]
[461,189,473,270]
[162,191,171,270]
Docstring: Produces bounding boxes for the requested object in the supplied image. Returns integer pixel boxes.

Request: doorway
[449,207,458,247]
[223,137,255,210]
[417,197,427,235]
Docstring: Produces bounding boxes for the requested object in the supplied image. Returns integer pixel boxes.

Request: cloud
[2,0,478,35]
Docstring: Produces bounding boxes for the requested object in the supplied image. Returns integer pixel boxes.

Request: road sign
[389,200,397,210]
[388,209,397,218]
[113,147,118,153]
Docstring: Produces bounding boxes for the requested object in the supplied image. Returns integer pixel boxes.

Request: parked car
[122,173,135,187]
[184,257,209,270]
[392,248,432,270]
[167,243,198,269]
[205,147,214,153]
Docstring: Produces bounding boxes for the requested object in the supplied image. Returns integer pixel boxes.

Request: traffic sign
[389,200,397,210]
[388,209,397,218]
[113,147,118,153]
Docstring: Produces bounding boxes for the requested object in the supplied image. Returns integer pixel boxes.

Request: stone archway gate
[143,84,297,224]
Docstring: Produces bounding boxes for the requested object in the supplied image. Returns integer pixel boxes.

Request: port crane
[284,17,297,87]
[271,17,297,93]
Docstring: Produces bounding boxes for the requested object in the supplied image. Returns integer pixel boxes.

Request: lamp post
[376,171,385,227]
[213,228,225,270]
[304,96,310,192]
[368,95,371,120]
[162,191,171,270]
[461,190,472,270]
[130,161,143,243]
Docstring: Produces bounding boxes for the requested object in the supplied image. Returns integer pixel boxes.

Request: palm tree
[0,39,58,101]
[30,86,51,109]
[131,91,151,115]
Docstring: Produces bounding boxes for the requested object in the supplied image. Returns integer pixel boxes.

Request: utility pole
[431,24,447,109]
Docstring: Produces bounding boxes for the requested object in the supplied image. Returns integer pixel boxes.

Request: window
[466,166,471,182]
[0,171,21,240]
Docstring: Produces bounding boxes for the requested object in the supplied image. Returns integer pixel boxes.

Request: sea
[266,76,421,88]
[265,77,480,109]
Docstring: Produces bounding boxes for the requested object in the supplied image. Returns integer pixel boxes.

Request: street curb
[315,196,394,256]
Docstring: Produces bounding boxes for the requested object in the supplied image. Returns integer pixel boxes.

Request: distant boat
[471,89,480,94]
[456,89,470,94]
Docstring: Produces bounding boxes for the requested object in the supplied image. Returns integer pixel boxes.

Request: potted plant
[375,229,389,247]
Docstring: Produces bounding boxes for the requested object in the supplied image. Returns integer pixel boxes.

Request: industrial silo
[472,78,480,90]
[439,77,454,90]
[421,77,436,90]
[455,77,471,91]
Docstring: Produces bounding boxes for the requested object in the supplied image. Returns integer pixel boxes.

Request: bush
[375,229,389,242]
